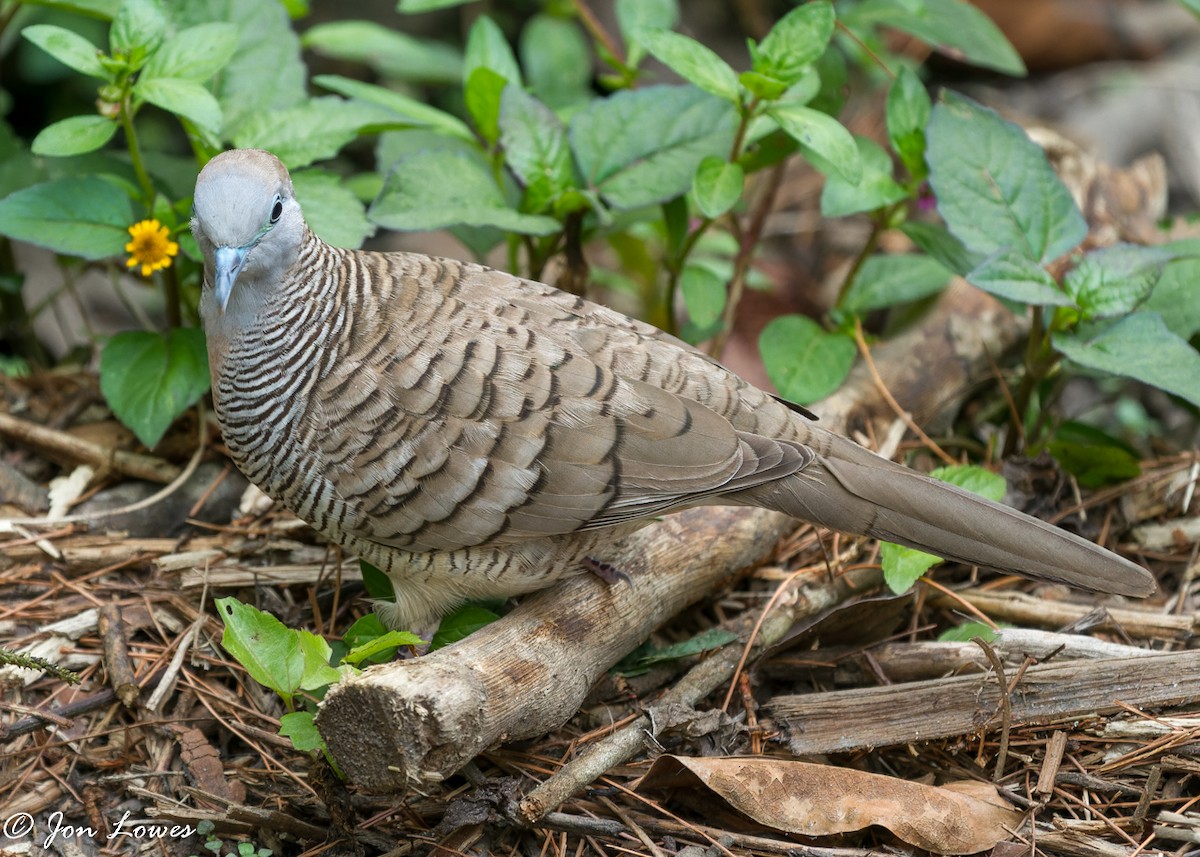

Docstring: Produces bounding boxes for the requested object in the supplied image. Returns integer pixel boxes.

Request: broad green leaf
[520,14,592,110]
[570,85,737,210]
[881,541,940,594]
[638,29,740,104]
[215,597,303,700]
[431,604,501,651]
[929,464,1006,502]
[927,92,1086,263]
[292,169,375,249]
[615,0,679,67]
[692,156,743,218]
[233,97,397,169]
[753,1,834,84]
[21,0,120,16]
[759,315,855,404]
[841,253,950,314]
[886,65,930,179]
[359,559,394,601]
[302,20,461,83]
[278,712,325,752]
[499,86,575,215]
[136,77,222,136]
[110,0,165,57]
[0,121,44,199]
[1053,312,1200,407]
[315,74,473,142]
[173,0,306,136]
[1062,243,1174,320]
[855,0,1024,75]
[938,621,997,643]
[1048,421,1141,490]
[297,630,342,690]
[370,149,559,235]
[1144,255,1200,340]
[966,248,1075,307]
[141,22,237,82]
[680,264,726,328]
[0,176,131,259]
[820,135,905,217]
[464,15,520,86]
[630,628,739,671]
[900,221,982,276]
[767,103,861,184]
[100,328,210,448]
[22,25,106,78]
[465,66,508,147]
[738,70,789,101]
[31,115,117,157]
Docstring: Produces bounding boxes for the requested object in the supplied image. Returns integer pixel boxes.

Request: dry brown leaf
[637,755,1024,854]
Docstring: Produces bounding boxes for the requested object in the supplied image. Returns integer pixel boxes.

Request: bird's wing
[308,255,810,553]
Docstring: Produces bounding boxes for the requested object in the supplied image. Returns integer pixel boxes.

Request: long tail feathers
[743,438,1155,598]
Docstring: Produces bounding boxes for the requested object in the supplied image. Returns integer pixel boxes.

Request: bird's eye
[270,195,283,224]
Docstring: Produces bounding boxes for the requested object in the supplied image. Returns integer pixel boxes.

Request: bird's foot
[582,556,632,586]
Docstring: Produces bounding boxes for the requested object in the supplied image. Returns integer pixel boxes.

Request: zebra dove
[193,149,1155,629]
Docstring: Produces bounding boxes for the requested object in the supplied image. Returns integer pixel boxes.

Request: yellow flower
[125,219,179,277]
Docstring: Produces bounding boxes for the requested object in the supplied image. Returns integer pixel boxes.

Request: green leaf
[23,24,107,78]
[141,22,237,82]
[136,77,222,136]
[23,0,120,16]
[465,66,509,147]
[464,15,521,86]
[214,596,304,701]
[314,74,473,142]
[820,135,906,217]
[680,264,726,328]
[359,559,394,601]
[855,0,1024,75]
[929,464,1006,502]
[233,97,396,169]
[397,0,470,10]
[100,328,210,448]
[759,315,855,404]
[431,604,501,651]
[1052,312,1200,408]
[570,85,737,210]
[110,0,166,57]
[738,70,789,101]
[841,253,950,314]
[927,92,1086,263]
[370,149,559,235]
[297,630,342,690]
[499,86,575,215]
[881,541,941,594]
[753,1,835,84]
[616,0,679,67]
[173,0,306,137]
[31,115,118,157]
[0,176,131,259]
[1062,243,1175,320]
[291,169,375,249]
[521,14,592,110]
[638,29,741,104]
[1144,254,1200,340]
[692,156,743,218]
[938,621,997,643]
[302,20,461,83]
[966,248,1075,307]
[279,711,325,752]
[1048,421,1141,490]
[900,221,982,276]
[625,628,738,674]
[886,65,930,179]
[767,103,861,184]
[343,630,424,665]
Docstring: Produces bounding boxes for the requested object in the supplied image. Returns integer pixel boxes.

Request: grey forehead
[193,163,282,246]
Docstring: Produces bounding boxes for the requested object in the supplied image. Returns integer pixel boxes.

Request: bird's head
[191,148,305,319]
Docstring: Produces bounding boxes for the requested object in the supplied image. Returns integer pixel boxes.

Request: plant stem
[119,103,155,211]
[162,261,181,329]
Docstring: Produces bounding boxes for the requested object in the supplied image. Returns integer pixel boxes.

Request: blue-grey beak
[213,245,249,313]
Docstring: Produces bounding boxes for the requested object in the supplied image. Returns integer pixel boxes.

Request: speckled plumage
[193,149,1155,628]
